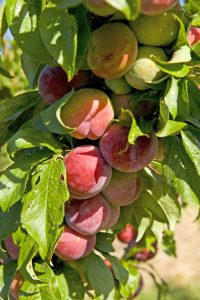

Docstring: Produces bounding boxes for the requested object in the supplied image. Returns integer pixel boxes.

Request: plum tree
[86,0,116,16]
[130,13,180,46]
[54,226,96,261]
[102,169,142,206]
[110,94,132,117]
[38,66,90,104]
[187,27,200,45]
[125,46,168,90]
[87,22,138,79]
[105,77,132,95]
[65,195,111,235]
[5,236,19,260]
[140,0,178,16]
[104,205,120,228]
[10,271,24,300]
[100,123,158,172]
[60,88,114,140]
[64,145,112,199]
[117,224,137,243]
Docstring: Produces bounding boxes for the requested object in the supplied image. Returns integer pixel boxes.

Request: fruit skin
[110,94,131,117]
[60,88,114,140]
[38,66,90,104]
[10,271,24,300]
[104,205,120,229]
[64,145,112,199]
[117,224,137,243]
[65,195,111,235]
[130,13,180,47]
[141,0,178,16]
[86,0,116,17]
[99,123,158,172]
[5,236,19,260]
[187,26,200,46]
[87,22,138,79]
[105,77,132,95]
[102,169,142,206]
[125,46,168,90]
[54,226,96,261]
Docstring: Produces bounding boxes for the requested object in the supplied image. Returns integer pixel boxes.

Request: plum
[60,88,114,140]
[105,77,132,95]
[65,195,111,235]
[104,205,121,229]
[110,94,132,117]
[141,0,179,16]
[102,169,142,206]
[117,224,137,243]
[86,0,116,16]
[130,13,180,47]
[87,22,138,79]
[54,226,96,261]
[64,146,112,199]
[5,236,19,260]
[99,123,158,172]
[38,66,90,104]
[125,46,168,90]
[187,26,200,46]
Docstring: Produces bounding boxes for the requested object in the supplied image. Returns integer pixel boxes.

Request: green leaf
[51,0,83,8]
[0,149,53,212]
[173,13,189,49]
[21,156,69,260]
[39,8,77,81]
[74,5,91,70]
[80,253,115,299]
[105,0,141,20]
[164,77,179,120]
[55,264,85,300]
[155,59,189,78]
[188,80,200,120]
[6,0,52,64]
[0,201,22,240]
[95,233,115,253]
[21,53,45,89]
[0,66,13,78]
[120,261,140,299]
[18,234,39,283]
[103,254,128,285]
[19,262,62,300]
[0,260,17,300]
[118,109,147,145]
[161,230,177,257]
[7,128,61,157]
[132,203,152,242]
[0,92,41,126]
[156,120,187,137]
[41,90,75,134]
[164,77,190,121]
[0,124,12,148]
[163,136,200,205]
[181,129,200,176]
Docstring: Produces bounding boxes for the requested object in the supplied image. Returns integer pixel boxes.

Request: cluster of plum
[37,0,186,263]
